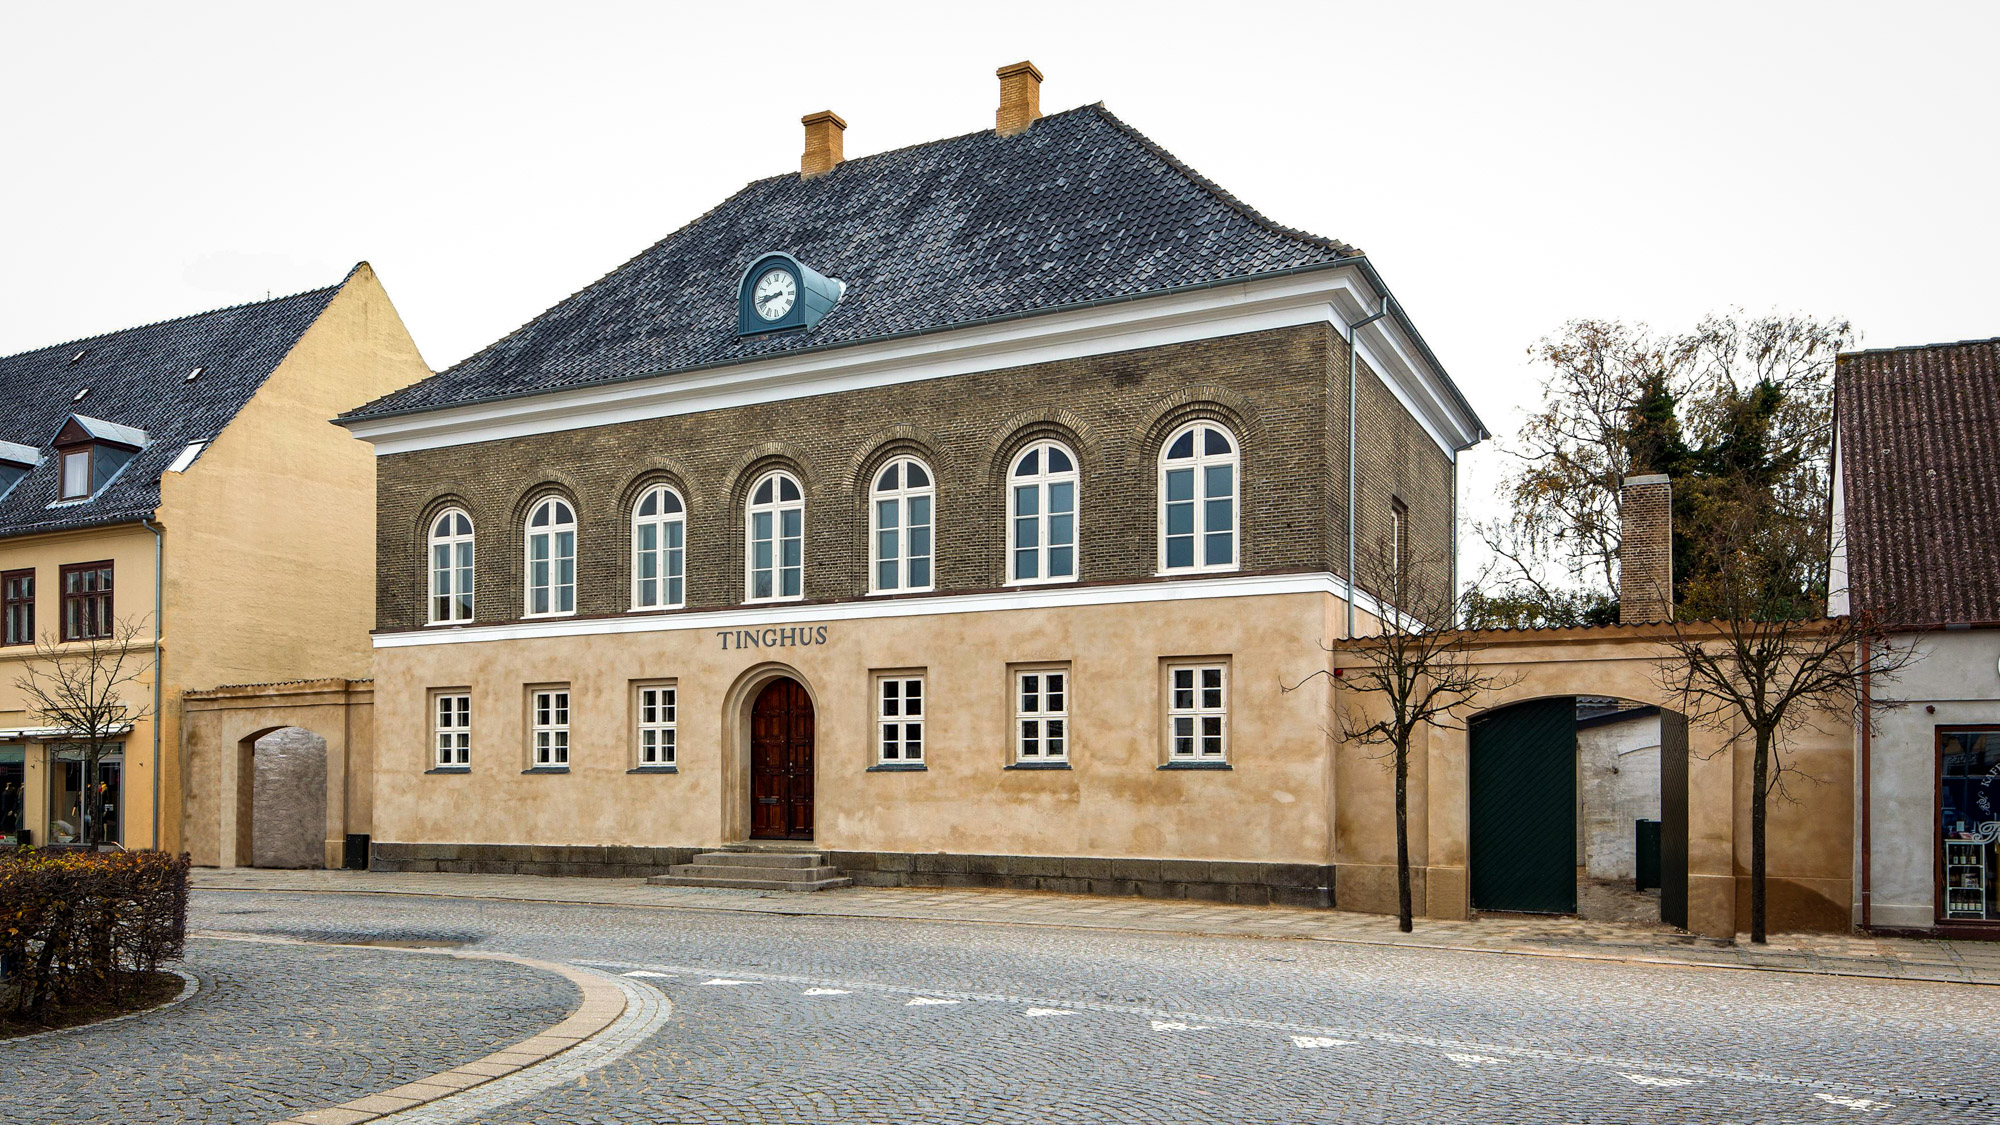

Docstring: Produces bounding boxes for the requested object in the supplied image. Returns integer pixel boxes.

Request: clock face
[752,268,797,321]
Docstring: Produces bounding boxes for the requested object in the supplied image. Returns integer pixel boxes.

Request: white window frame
[876,672,925,764]
[433,691,470,768]
[635,682,677,767]
[631,485,687,611]
[530,687,570,768]
[1389,496,1408,579]
[1012,665,1070,763]
[1006,440,1079,586]
[59,448,91,500]
[523,496,577,618]
[1166,662,1228,761]
[1158,421,1239,574]
[868,457,936,595]
[745,470,804,603]
[428,508,476,624]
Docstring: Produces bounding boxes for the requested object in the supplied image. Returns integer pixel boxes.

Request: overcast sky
[4,2,1996,534]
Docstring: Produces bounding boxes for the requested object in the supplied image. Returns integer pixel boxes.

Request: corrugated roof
[1836,337,2000,626]
[0,274,349,537]
[342,103,1360,421]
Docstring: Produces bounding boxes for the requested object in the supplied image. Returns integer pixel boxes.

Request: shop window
[2,568,32,646]
[524,497,577,617]
[1014,666,1069,763]
[1159,422,1238,572]
[60,561,113,641]
[49,747,121,845]
[877,673,925,764]
[632,486,687,610]
[746,470,804,602]
[433,691,470,768]
[530,687,571,768]
[870,458,934,594]
[428,509,475,624]
[1,749,23,845]
[1008,441,1077,584]
[1940,728,2000,922]
[636,683,677,767]
[1166,662,1228,760]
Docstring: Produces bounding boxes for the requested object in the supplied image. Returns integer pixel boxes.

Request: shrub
[0,849,190,1018]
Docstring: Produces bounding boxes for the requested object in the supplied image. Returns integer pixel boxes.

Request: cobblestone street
[13,884,1993,1124]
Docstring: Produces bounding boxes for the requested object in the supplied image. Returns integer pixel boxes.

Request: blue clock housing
[737,252,846,336]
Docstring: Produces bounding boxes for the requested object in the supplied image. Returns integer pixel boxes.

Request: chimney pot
[801,110,846,177]
[995,60,1043,137]
[1618,473,1674,625]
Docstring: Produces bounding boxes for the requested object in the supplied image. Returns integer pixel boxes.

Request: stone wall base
[370,842,1334,906]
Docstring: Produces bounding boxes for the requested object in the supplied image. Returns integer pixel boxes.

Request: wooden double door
[750,677,815,840]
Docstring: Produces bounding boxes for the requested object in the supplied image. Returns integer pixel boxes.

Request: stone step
[717,842,825,854]
[690,851,826,869]
[668,863,848,882]
[646,873,852,892]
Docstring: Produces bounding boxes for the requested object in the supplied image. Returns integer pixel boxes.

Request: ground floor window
[877,674,924,763]
[0,748,23,844]
[1015,667,1068,762]
[637,683,677,766]
[434,693,470,767]
[1940,728,1999,922]
[1167,663,1227,760]
[532,688,570,767]
[48,747,121,845]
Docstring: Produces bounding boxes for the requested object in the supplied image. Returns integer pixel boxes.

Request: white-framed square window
[636,682,677,767]
[433,691,470,768]
[1013,665,1069,763]
[876,672,925,764]
[530,687,570,767]
[1166,662,1228,760]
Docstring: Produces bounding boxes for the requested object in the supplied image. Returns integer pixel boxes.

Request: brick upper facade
[372,324,1455,631]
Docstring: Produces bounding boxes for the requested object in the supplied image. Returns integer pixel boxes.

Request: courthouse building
[336,64,1487,903]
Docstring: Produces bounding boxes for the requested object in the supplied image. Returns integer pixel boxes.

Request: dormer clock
[737,252,846,336]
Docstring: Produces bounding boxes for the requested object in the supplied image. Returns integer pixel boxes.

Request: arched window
[427,508,475,624]
[745,470,803,601]
[1160,421,1238,572]
[524,496,577,616]
[1008,440,1077,584]
[870,456,934,593]
[632,485,686,610]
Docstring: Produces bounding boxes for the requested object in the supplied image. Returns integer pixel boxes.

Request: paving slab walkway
[193,868,2000,987]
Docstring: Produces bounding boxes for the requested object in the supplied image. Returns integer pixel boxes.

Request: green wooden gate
[1470,697,1578,914]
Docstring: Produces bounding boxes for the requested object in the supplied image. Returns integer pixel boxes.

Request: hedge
[1,849,190,1018]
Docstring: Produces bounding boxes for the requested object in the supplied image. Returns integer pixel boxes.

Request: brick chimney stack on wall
[801,111,847,177]
[996,61,1043,136]
[1619,474,1673,624]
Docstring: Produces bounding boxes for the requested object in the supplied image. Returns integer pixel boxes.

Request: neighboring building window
[637,683,677,766]
[1940,729,1999,922]
[531,688,570,767]
[1008,441,1077,584]
[60,561,112,641]
[877,674,925,763]
[524,497,577,617]
[632,486,687,610]
[59,449,91,500]
[746,470,804,601]
[1389,496,1409,577]
[870,457,934,593]
[1160,422,1238,572]
[1014,666,1069,763]
[1167,663,1228,760]
[2,569,32,647]
[428,509,475,624]
[433,692,470,768]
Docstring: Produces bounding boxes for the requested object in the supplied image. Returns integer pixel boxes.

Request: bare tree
[14,617,155,847]
[1288,541,1512,932]
[1652,498,1912,943]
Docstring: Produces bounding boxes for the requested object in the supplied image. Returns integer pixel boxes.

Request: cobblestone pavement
[189,890,2000,1125]
[195,868,2000,986]
[0,935,578,1125]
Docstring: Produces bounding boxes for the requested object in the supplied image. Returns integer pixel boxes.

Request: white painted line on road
[1814,1092,1891,1111]
[1292,1036,1353,1049]
[907,997,961,1006]
[701,978,756,986]
[1623,1074,1698,1087]
[1024,1007,1074,1017]
[1444,1052,1507,1067]
[623,970,675,978]
[802,987,852,995]
[1152,1020,1213,1031]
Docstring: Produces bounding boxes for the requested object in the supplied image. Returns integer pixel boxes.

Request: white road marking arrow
[802,987,851,995]
[907,997,960,1006]
[1622,1074,1698,1087]
[1291,1036,1354,1049]
[1024,1007,1074,1017]
[1151,1020,1213,1031]
[1814,1092,1890,1111]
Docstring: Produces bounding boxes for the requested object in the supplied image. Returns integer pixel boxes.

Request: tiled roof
[1836,337,2000,626]
[0,275,347,537]
[343,103,1359,421]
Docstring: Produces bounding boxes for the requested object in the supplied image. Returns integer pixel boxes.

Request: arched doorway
[750,677,815,840]
[238,726,328,868]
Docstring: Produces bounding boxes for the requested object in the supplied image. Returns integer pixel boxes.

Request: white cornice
[374,571,1389,648]
[345,266,1484,460]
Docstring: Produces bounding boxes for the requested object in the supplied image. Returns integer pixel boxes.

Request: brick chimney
[1618,474,1673,624]
[801,110,846,177]
[996,60,1043,136]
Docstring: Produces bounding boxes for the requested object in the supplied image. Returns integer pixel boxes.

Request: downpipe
[142,518,162,852]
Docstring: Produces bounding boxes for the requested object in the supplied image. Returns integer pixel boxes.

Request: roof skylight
[73,387,89,402]
[185,366,205,383]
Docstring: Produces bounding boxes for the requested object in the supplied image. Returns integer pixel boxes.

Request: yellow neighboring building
[0,264,429,857]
